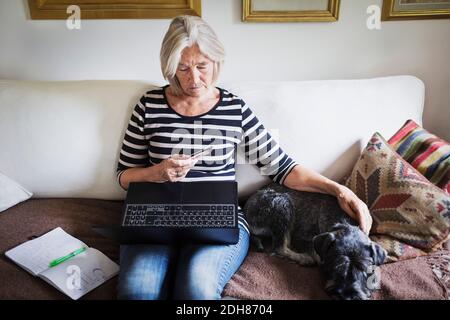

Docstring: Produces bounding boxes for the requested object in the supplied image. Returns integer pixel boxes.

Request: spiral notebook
[5,227,119,300]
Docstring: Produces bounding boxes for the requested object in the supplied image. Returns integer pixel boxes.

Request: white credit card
[191,145,213,158]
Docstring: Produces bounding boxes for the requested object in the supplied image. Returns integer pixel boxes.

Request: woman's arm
[283,164,373,235]
[116,94,196,190]
[116,95,151,187]
[238,101,372,234]
[283,164,339,195]
[239,101,297,185]
[118,155,198,190]
[119,165,164,190]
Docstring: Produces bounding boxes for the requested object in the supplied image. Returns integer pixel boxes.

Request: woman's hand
[335,184,373,235]
[156,154,198,182]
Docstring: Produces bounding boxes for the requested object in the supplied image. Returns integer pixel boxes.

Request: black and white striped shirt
[116,85,298,234]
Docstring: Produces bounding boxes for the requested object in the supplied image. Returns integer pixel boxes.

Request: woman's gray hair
[160,15,225,96]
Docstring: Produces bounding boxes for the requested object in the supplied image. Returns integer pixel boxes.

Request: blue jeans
[117,224,249,300]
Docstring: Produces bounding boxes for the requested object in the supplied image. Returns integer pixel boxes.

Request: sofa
[1,76,448,299]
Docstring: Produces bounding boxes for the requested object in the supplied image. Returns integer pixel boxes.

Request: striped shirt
[116,85,298,233]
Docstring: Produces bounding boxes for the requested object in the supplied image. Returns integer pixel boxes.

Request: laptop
[93,181,239,245]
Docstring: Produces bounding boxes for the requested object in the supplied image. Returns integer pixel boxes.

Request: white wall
[1,0,449,140]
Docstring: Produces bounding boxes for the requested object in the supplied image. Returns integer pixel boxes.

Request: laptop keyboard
[122,204,236,228]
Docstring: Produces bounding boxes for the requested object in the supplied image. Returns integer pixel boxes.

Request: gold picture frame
[242,0,340,22]
[382,0,450,21]
[28,0,201,20]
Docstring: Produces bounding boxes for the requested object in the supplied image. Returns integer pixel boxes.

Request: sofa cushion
[345,132,450,261]
[388,119,450,194]
[0,76,425,201]
[0,171,33,213]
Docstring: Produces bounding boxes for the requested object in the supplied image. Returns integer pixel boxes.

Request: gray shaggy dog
[244,182,386,300]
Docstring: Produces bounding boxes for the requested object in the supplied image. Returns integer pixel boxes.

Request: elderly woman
[116,15,372,300]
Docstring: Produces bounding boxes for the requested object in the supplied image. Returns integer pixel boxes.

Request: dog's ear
[313,232,336,256]
[370,242,387,265]
[331,223,347,232]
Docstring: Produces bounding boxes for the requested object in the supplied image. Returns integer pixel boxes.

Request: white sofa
[0,76,424,201]
[0,75,430,300]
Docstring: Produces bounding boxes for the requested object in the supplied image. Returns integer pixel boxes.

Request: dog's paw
[298,257,316,267]
[250,236,266,252]
[275,247,317,266]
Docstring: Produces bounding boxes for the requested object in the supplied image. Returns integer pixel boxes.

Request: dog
[243,182,387,300]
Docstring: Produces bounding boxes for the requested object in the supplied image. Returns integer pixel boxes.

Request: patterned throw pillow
[345,132,450,261]
[388,119,450,194]
[369,235,427,262]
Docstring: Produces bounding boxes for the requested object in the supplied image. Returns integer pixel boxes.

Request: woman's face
[175,44,215,98]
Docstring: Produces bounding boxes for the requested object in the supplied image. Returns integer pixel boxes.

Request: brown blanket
[0,198,122,300]
[223,251,449,300]
[0,199,448,300]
